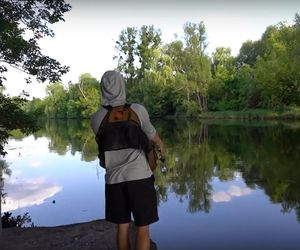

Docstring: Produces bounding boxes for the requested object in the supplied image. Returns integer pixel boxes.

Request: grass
[199,107,300,120]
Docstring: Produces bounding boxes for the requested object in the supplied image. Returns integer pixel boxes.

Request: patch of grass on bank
[199,107,300,120]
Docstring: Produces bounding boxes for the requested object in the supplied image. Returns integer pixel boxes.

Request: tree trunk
[202,95,208,112]
[196,92,202,111]
[78,83,86,100]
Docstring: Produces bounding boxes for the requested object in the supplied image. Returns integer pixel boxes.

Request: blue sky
[3,0,300,98]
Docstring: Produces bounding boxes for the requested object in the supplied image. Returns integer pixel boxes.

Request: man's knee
[118,222,131,232]
[136,225,149,235]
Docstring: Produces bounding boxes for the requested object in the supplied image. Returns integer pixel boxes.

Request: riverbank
[198,107,300,120]
[1,220,158,250]
[1,220,117,250]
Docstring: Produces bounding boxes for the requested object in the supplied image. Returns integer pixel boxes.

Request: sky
[3,0,300,98]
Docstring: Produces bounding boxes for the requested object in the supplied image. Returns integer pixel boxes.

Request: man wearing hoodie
[90,70,164,250]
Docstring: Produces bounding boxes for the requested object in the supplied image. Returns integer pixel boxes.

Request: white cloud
[227,185,252,197]
[211,191,232,202]
[2,176,62,212]
[211,185,253,203]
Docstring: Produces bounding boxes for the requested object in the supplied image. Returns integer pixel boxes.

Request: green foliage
[137,25,162,79]
[236,40,262,67]
[0,93,37,155]
[114,22,212,117]
[76,73,100,118]
[253,20,300,108]
[44,82,68,118]
[0,0,71,86]
[25,97,46,117]
[17,13,300,122]
[29,73,101,119]
[0,0,70,156]
[208,13,300,112]
[114,27,138,83]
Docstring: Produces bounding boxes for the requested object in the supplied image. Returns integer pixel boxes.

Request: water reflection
[38,120,98,161]
[3,174,62,212]
[2,119,300,224]
[152,120,300,220]
[211,184,252,203]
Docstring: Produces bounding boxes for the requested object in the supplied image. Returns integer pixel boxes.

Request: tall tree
[114,25,162,82]
[137,25,162,79]
[183,22,211,111]
[0,0,71,155]
[114,27,138,84]
[184,21,207,56]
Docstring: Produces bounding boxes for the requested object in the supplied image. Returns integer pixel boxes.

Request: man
[90,70,164,250]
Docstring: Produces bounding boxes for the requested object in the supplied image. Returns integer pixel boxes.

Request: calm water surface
[2,119,300,250]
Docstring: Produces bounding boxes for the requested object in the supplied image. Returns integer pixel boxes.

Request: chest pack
[95,104,157,170]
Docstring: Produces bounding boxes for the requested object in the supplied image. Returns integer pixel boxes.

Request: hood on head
[100,70,126,107]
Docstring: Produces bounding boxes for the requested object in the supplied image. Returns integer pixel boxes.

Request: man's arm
[150,132,165,157]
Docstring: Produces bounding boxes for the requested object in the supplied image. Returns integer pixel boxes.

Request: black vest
[95,104,150,168]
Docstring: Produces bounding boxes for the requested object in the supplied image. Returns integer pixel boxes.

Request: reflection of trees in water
[154,120,235,213]
[1,159,11,230]
[154,120,300,219]
[8,119,300,219]
[234,125,300,221]
[34,120,98,162]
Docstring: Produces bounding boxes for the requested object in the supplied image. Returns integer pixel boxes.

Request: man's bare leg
[135,225,150,250]
[117,223,131,250]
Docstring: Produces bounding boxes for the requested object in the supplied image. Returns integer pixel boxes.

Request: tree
[137,25,162,79]
[0,0,71,85]
[254,19,300,108]
[75,73,100,118]
[0,92,38,155]
[236,40,262,68]
[0,0,71,155]
[114,25,162,82]
[114,27,138,84]
[25,97,46,117]
[44,82,67,118]
[183,22,207,56]
[209,47,240,110]
[183,22,211,111]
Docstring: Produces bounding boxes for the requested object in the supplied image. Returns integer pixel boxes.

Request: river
[2,119,300,249]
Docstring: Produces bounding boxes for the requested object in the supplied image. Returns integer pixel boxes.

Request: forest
[1,2,300,156]
[23,13,300,119]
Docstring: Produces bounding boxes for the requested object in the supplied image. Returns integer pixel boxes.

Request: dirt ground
[1,219,157,250]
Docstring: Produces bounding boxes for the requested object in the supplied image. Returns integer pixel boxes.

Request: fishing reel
[158,156,167,175]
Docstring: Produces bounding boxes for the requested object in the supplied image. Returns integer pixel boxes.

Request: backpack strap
[100,103,133,127]
[100,105,112,127]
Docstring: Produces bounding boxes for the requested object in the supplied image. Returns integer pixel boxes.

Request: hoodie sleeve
[131,104,156,139]
[90,108,108,134]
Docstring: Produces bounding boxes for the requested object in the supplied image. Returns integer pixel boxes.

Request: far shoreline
[198,108,300,121]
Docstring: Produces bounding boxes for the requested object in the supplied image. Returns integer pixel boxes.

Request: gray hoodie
[90,70,155,184]
[100,70,126,107]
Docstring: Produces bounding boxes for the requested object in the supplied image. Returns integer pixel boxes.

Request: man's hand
[151,132,165,157]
